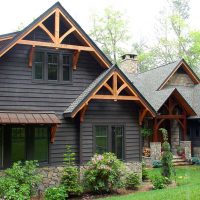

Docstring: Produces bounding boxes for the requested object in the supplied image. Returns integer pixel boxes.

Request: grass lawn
[100,166,200,200]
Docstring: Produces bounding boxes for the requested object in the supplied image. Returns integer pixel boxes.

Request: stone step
[173,161,191,166]
[173,155,182,159]
[172,159,186,162]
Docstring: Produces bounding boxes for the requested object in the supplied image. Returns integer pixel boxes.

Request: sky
[1,0,200,45]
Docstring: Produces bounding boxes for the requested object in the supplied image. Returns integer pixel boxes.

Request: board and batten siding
[80,100,141,164]
[0,43,103,165]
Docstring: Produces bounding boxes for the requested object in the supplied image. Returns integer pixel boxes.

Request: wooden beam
[139,109,148,126]
[39,23,55,43]
[92,95,139,101]
[117,83,127,95]
[157,115,184,119]
[17,39,94,51]
[0,36,14,41]
[55,9,60,44]
[80,105,88,123]
[50,124,57,143]
[28,46,35,68]
[153,118,158,142]
[104,83,114,95]
[59,27,76,44]
[113,72,118,99]
[72,50,80,70]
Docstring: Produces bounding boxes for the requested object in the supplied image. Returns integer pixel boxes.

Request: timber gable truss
[0,3,111,69]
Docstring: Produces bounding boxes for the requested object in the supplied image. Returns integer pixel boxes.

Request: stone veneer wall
[150,142,161,161]
[171,120,180,154]
[180,141,191,161]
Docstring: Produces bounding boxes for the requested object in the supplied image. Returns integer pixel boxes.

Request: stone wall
[38,166,64,190]
[180,141,191,161]
[150,142,161,161]
[125,161,142,181]
[171,120,180,154]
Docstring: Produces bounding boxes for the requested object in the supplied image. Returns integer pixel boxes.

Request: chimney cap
[121,53,137,60]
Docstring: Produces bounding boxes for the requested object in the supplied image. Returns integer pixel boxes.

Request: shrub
[44,185,67,200]
[191,157,200,165]
[0,161,41,200]
[61,145,82,196]
[151,175,167,190]
[142,162,149,181]
[152,160,162,168]
[125,172,140,189]
[160,128,173,179]
[83,153,124,193]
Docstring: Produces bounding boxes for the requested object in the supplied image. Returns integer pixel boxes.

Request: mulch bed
[31,181,176,200]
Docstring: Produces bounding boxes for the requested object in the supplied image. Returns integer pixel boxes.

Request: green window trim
[94,125,125,160]
[33,49,72,83]
[0,125,50,169]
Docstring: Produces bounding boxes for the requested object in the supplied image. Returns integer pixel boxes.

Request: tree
[89,7,130,64]
[133,0,200,76]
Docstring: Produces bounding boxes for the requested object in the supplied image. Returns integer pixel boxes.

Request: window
[1,125,49,168]
[34,52,44,80]
[33,127,49,162]
[48,54,58,80]
[33,50,71,82]
[11,127,25,163]
[95,126,108,154]
[94,125,124,160]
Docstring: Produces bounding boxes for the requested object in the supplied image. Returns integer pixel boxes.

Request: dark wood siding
[0,42,103,165]
[80,100,141,163]
[188,120,200,148]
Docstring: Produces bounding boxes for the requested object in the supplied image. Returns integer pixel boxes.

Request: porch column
[183,111,187,141]
[153,118,158,142]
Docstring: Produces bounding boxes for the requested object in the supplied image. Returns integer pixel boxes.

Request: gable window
[94,125,124,160]
[1,125,49,169]
[33,50,71,82]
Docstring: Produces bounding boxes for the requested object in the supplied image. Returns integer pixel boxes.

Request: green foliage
[83,153,124,193]
[142,162,149,181]
[44,185,68,200]
[61,145,82,196]
[125,173,140,189]
[0,161,41,200]
[151,175,168,190]
[159,128,173,179]
[140,127,153,138]
[191,157,200,165]
[152,160,162,168]
[90,7,130,63]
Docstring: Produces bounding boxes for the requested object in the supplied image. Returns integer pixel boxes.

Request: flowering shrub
[44,185,67,200]
[83,153,124,193]
[151,175,168,189]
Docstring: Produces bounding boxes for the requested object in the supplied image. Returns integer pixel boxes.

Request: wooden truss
[75,71,153,123]
[153,96,188,142]
[1,8,109,69]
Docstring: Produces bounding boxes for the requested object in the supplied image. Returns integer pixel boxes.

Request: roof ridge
[138,59,180,75]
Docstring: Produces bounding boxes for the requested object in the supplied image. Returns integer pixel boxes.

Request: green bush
[0,161,41,200]
[160,128,173,179]
[125,172,140,189]
[61,145,82,196]
[151,175,167,190]
[152,160,162,168]
[83,153,124,193]
[142,162,149,181]
[191,157,200,165]
[44,185,68,200]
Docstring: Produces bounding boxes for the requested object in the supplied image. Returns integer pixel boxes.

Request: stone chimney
[120,53,138,74]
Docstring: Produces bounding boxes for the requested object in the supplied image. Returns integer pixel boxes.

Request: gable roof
[64,65,156,118]
[125,59,200,118]
[0,2,112,68]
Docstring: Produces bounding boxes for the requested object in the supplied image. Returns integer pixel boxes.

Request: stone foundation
[150,142,161,161]
[193,147,200,158]
[142,156,152,167]
[125,161,142,181]
[38,166,64,190]
[180,141,191,161]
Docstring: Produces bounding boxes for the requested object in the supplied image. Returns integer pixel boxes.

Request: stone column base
[180,141,191,161]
